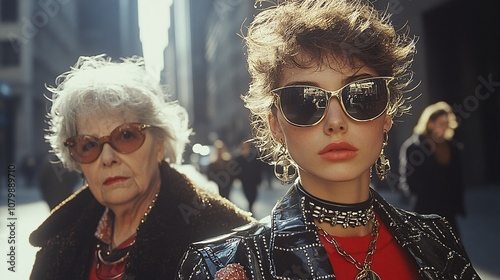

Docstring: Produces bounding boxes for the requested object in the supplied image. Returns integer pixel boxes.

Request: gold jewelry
[95,192,159,280]
[318,218,381,280]
[273,139,297,184]
[375,131,390,181]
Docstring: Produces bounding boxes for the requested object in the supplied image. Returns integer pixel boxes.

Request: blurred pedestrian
[177,0,478,279]
[260,158,275,189]
[399,101,466,237]
[206,139,234,199]
[20,154,39,187]
[29,54,253,280]
[234,141,262,213]
[37,154,81,210]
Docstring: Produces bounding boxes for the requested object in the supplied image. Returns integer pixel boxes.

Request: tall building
[0,0,141,181]
[165,0,255,149]
[203,0,254,146]
[0,0,79,174]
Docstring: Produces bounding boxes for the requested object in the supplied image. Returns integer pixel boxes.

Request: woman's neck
[298,171,374,237]
[110,183,160,247]
[299,171,372,204]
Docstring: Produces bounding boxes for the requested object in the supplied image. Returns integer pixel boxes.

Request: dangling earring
[274,139,297,184]
[375,130,391,180]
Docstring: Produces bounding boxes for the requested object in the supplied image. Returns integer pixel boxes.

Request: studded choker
[298,183,375,228]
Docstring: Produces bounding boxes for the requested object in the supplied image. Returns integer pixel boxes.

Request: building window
[0,41,20,67]
[0,0,18,22]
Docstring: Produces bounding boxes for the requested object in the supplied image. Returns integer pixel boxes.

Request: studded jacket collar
[177,184,479,279]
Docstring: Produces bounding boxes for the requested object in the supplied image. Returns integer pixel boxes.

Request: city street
[1,177,499,280]
[1,1,498,280]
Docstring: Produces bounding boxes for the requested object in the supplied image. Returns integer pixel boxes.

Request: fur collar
[30,162,253,279]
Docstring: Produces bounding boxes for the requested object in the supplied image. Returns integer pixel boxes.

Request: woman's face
[269,60,392,190]
[77,113,164,208]
[427,114,449,141]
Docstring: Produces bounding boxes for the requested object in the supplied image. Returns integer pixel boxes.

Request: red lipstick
[319,142,358,161]
[103,176,129,186]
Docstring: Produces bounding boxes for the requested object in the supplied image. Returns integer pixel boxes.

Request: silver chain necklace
[317,218,381,280]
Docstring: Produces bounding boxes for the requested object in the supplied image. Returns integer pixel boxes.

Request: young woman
[177,0,479,279]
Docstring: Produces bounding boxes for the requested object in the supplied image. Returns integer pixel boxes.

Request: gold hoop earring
[274,140,297,184]
[375,131,391,180]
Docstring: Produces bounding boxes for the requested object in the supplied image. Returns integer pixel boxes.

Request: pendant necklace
[317,218,381,280]
[95,192,159,280]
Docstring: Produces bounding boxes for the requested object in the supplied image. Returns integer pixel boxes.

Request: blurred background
[0,0,499,279]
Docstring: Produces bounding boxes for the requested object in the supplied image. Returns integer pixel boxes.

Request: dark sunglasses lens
[110,124,146,154]
[70,136,101,163]
[341,78,388,120]
[279,87,327,126]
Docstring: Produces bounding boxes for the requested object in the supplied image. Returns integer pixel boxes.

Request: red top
[319,218,421,279]
[88,208,135,280]
[88,234,135,280]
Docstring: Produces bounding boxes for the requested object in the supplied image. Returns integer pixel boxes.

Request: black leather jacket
[177,184,479,279]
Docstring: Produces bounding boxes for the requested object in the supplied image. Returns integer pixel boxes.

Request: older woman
[29,55,254,280]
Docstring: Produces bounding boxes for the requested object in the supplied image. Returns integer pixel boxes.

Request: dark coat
[29,162,254,280]
[176,184,479,279]
[37,155,81,210]
[399,134,466,218]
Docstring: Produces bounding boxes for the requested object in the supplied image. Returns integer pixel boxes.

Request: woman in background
[206,139,235,199]
[399,101,466,237]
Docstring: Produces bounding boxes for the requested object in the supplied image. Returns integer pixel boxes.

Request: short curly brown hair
[242,0,417,164]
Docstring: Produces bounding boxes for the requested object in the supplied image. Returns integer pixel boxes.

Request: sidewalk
[1,179,499,279]
[0,184,50,280]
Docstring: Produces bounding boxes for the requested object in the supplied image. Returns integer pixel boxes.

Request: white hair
[45,54,192,172]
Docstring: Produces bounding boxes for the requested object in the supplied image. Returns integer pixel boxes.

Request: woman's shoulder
[390,209,478,277]
[377,197,454,237]
[379,200,467,250]
[189,218,271,256]
[374,195,478,277]
[195,216,271,245]
[177,218,272,279]
[29,185,103,246]
[393,206,447,229]
[160,163,255,233]
[373,190,461,247]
